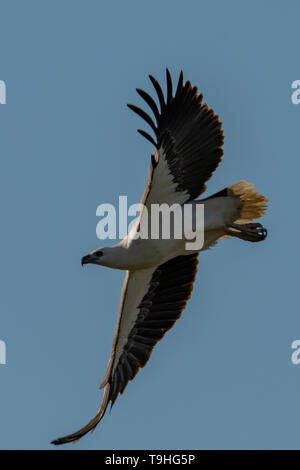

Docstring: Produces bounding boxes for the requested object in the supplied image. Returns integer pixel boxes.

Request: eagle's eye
[97,251,103,257]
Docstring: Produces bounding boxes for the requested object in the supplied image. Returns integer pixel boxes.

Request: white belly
[122,196,240,269]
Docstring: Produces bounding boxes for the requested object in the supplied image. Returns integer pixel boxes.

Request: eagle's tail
[224,180,268,242]
[228,180,268,224]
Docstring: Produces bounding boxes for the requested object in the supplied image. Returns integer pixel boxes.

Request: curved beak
[81,254,96,266]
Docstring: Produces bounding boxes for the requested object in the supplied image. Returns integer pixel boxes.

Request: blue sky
[0,0,299,450]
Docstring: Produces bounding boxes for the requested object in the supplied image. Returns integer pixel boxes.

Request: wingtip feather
[51,384,111,446]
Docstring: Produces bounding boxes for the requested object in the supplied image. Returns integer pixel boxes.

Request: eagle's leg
[224,222,267,242]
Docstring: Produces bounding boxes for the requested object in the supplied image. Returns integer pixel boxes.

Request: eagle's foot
[225,222,267,242]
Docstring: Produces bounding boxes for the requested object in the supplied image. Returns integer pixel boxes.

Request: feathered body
[52,70,268,445]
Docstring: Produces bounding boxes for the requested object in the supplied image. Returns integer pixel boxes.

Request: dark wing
[51,253,199,445]
[128,69,224,206]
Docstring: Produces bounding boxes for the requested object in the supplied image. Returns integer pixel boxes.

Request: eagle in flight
[52,69,267,445]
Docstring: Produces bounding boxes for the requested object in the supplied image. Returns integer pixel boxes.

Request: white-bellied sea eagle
[52,69,268,445]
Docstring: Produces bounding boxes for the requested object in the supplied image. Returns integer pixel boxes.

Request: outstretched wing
[52,253,199,445]
[128,69,224,208]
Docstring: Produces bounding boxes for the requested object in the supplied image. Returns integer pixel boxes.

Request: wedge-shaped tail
[228,180,268,224]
